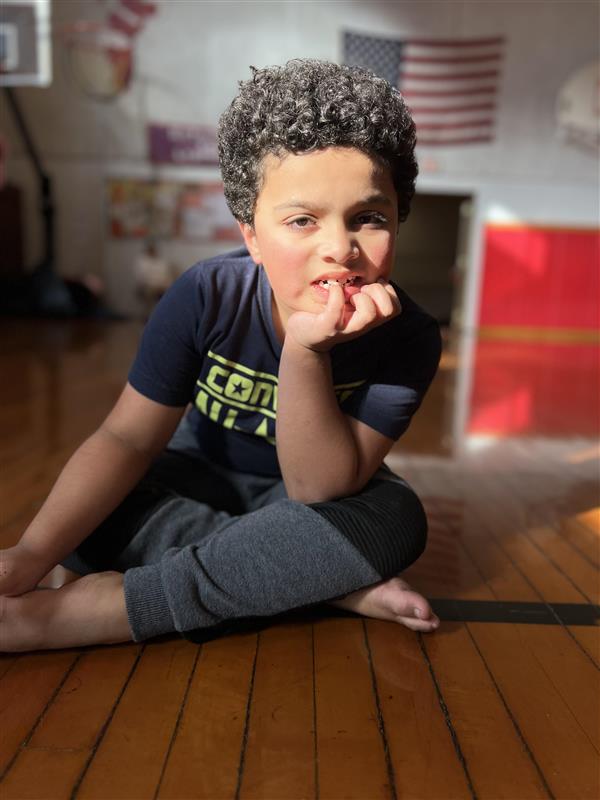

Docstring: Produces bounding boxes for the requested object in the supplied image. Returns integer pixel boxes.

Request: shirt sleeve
[127,268,205,406]
[340,315,442,441]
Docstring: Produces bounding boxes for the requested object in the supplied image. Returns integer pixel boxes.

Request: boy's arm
[276,281,399,503]
[276,338,394,503]
[2,384,185,595]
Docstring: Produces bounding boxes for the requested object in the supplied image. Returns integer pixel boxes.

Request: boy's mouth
[312,275,362,302]
[317,276,357,288]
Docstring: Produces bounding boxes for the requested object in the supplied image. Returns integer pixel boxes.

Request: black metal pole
[4,86,54,274]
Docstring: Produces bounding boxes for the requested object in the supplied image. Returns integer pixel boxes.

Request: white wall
[1,0,597,317]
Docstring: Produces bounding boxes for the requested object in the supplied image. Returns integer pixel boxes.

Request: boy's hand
[286,279,401,352]
[0,544,53,597]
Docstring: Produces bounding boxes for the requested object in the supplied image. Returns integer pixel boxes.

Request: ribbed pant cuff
[123,564,176,642]
[308,478,428,578]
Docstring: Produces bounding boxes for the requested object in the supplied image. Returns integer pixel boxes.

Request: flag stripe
[415,119,494,131]
[403,54,503,65]
[417,135,494,146]
[401,86,499,98]
[408,103,497,114]
[402,69,501,82]
[407,37,505,48]
[405,45,504,59]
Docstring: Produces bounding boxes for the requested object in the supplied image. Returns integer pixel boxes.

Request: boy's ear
[238,221,261,264]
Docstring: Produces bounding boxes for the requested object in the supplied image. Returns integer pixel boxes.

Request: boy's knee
[308,478,428,579]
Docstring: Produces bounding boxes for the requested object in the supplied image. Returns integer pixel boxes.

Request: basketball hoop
[57,21,133,101]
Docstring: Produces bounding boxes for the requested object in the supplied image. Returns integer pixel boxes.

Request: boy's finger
[360,283,397,317]
[379,280,402,311]
[322,282,346,328]
[376,277,401,298]
[344,292,377,333]
[386,284,402,310]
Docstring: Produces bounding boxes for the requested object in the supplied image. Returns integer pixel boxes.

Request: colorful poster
[150,182,180,238]
[108,179,155,238]
[107,179,240,242]
[177,183,241,241]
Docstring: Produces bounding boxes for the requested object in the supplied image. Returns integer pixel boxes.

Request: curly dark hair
[217,59,418,225]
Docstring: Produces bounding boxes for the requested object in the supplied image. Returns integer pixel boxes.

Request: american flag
[343,31,505,147]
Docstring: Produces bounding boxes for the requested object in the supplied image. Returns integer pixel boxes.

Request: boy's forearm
[19,427,155,566]
[276,337,360,503]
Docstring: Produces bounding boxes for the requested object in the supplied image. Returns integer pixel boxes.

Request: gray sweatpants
[61,418,428,643]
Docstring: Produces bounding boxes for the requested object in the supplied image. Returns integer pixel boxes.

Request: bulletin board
[107,179,241,243]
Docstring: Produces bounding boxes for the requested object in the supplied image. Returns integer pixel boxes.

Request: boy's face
[239,146,399,340]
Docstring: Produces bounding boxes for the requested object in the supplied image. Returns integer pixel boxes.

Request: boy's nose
[319,230,360,265]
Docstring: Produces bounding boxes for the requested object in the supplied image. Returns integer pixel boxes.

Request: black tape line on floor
[428,599,600,626]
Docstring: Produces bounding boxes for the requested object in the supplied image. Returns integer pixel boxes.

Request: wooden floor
[0,318,598,800]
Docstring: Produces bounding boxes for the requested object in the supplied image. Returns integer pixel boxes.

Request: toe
[391,579,439,626]
[396,612,440,632]
[395,595,434,623]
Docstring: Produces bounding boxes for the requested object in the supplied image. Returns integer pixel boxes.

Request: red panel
[479,226,600,329]
[468,340,600,436]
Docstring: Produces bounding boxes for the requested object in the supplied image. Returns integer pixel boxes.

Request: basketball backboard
[0,0,51,86]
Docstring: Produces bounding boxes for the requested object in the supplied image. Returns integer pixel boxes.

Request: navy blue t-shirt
[128,247,441,477]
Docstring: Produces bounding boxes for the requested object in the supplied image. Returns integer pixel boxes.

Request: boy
[0,59,441,651]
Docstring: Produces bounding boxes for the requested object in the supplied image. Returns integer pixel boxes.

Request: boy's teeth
[319,277,356,287]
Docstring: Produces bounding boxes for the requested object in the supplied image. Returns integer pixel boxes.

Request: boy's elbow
[284,474,367,505]
[287,488,339,504]
[281,449,374,504]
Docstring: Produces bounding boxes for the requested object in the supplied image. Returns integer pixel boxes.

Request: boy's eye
[287,216,315,229]
[354,212,388,227]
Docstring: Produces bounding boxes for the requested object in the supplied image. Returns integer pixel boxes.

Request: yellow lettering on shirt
[194,350,365,448]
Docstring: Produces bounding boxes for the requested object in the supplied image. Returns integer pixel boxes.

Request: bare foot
[327,576,440,632]
[0,571,133,652]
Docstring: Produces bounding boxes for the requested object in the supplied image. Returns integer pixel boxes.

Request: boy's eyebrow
[356,193,394,207]
[274,193,394,211]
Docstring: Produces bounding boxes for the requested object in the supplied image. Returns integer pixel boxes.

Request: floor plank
[520,625,600,753]
[0,652,79,776]
[313,618,393,800]
[367,619,472,799]
[458,471,592,605]
[76,640,196,799]
[156,632,255,800]
[423,621,551,799]
[27,645,142,750]
[0,749,88,800]
[559,517,599,568]
[525,524,600,604]
[472,621,599,799]
[237,624,315,799]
